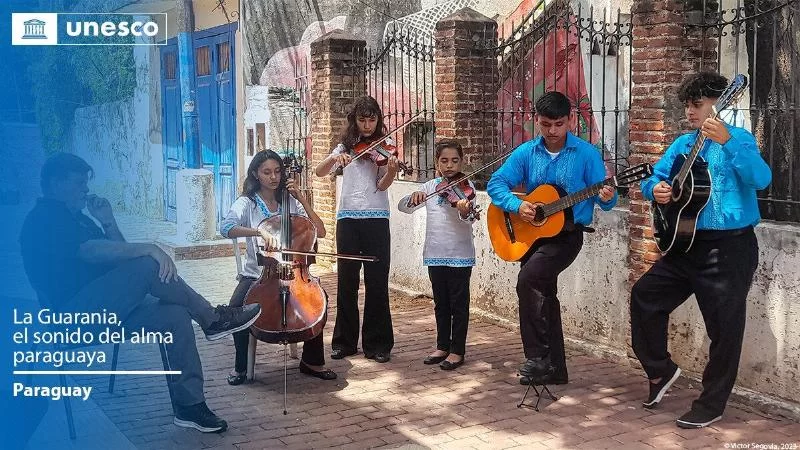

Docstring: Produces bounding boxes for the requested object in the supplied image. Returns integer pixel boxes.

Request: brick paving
[28,253,798,449]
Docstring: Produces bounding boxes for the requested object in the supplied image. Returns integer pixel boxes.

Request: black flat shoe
[440,357,464,371]
[299,362,337,380]
[423,353,449,365]
[365,352,391,363]
[330,348,357,360]
[227,372,247,386]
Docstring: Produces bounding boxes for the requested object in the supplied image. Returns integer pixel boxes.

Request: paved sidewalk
[34,255,798,450]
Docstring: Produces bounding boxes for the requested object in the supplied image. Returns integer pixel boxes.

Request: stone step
[155,235,246,261]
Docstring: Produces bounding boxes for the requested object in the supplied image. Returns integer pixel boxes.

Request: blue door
[160,45,181,222]
[160,23,237,224]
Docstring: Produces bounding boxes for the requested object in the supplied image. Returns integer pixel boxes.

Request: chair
[34,292,173,440]
[231,238,298,381]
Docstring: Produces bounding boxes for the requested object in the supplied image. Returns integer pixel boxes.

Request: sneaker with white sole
[676,408,722,429]
[642,364,681,409]
[203,304,261,341]
[173,402,228,433]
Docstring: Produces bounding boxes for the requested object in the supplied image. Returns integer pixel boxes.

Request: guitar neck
[676,108,720,185]
[542,178,614,217]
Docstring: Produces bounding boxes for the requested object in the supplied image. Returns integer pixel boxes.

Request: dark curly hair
[678,72,729,102]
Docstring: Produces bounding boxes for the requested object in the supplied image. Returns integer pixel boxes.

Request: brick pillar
[627,0,719,284]
[435,8,498,174]
[309,31,367,260]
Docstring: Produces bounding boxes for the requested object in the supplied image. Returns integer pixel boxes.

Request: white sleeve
[422,179,437,196]
[330,143,346,156]
[220,196,252,237]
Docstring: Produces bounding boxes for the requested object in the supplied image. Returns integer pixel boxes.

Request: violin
[350,139,412,175]
[397,146,519,216]
[330,112,423,177]
[436,173,480,221]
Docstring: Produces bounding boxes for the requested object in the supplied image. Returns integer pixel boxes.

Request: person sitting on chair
[19,153,262,434]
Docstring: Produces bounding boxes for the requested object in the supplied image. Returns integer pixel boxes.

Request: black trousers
[630,228,758,416]
[516,229,584,376]
[332,218,393,355]
[428,266,473,356]
[228,277,325,371]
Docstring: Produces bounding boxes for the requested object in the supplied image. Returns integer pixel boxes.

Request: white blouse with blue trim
[420,177,477,267]
[220,194,305,278]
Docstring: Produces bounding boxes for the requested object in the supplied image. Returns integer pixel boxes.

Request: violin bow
[416,147,517,204]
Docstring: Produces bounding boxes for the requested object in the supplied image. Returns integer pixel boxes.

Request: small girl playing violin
[408,140,477,370]
[220,150,337,385]
[314,96,398,363]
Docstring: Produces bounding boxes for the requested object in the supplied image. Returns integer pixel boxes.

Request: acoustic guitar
[487,163,652,261]
[651,74,748,254]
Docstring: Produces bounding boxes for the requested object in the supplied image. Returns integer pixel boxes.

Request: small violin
[399,146,521,217]
[437,173,480,220]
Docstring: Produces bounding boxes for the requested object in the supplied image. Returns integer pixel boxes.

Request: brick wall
[627,0,718,284]
[434,8,499,173]
[309,31,367,259]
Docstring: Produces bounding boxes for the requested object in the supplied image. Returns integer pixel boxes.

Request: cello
[244,154,375,413]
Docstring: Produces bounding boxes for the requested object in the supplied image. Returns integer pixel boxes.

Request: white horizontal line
[13,370,181,375]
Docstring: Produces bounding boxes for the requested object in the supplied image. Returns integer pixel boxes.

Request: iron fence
[285,56,314,203]
[352,25,437,181]
[474,0,633,188]
[689,0,800,222]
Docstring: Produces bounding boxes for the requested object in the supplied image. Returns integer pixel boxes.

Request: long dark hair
[242,149,286,205]
[341,96,386,149]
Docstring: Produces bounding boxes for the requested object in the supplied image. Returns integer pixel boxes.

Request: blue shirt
[641,126,772,231]
[487,132,617,226]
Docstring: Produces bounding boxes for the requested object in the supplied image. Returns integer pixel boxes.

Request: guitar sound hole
[531,205,546,225]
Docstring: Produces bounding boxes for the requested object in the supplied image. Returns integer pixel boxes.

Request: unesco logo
[22,18,47,40]
[11,12,166,46]
[12,13,57,45]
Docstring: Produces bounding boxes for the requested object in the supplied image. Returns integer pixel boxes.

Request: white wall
[383,180,800,408]
[69,45,164,220]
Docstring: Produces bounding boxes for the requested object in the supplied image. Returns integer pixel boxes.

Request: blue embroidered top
[640,125,772,231]
[487,132,617,226]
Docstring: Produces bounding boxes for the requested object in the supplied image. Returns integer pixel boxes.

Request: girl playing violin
[220,150,337,384]
[407,141,477,370]
[314,96,398,363]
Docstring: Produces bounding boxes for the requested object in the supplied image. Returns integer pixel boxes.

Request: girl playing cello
[220,150,336,384]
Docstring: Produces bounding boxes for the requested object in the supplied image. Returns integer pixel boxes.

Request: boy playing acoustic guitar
[487,91,616,386]
[630,72,771,429]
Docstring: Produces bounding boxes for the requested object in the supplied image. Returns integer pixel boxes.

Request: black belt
[562,223,595,234]
[693,226,753,241]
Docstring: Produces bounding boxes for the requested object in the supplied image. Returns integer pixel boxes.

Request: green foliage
[27,43,137,153]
